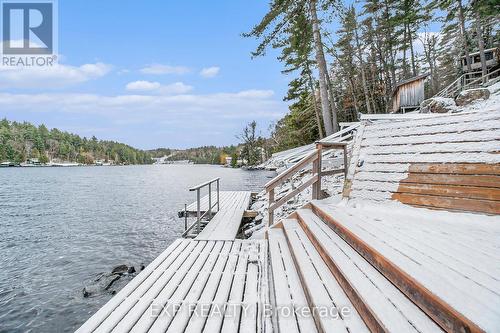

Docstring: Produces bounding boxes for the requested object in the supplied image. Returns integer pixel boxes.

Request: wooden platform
[181,191,252,217]
[181,191,253,240]
[76,239,271,333]
[195,192,252,240]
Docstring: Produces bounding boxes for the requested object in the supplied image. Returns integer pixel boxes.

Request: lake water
[0,165,275,333]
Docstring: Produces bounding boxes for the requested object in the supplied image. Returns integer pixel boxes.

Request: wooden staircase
[436,67,500,99]
[268,201,497,332]
[268,205,445,333]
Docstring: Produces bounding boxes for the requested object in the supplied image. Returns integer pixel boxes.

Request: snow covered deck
[76,239,270,333]
[181,191,252,218]
[180,191,253,239]
[195,192,252,240]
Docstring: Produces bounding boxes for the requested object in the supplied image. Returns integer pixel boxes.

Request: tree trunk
[348,79,360,115]
[354,25,372,113]
[475,11,488,82]
[402,23,408,77]
[408,25,417,76]
[309,0,336,134]
[457,0,472,72]
[324,70,339,132]
[306,68,325,139]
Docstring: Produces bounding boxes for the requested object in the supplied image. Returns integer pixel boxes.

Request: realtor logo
[1,0,57,66]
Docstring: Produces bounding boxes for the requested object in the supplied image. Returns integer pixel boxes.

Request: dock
[182,190,253,239]
[179,178,255,239]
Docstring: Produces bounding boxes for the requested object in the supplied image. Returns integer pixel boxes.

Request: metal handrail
[183,177,220,237]
[189,177,220,191]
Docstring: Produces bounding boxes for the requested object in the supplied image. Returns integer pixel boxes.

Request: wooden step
[309,201,488,333]
[295,208,443,333]
[279,220,370,333]
[268,227,318,333]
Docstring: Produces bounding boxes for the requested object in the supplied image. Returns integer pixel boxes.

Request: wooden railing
[182,177,220,237]
[436,68,499,98]
[265,142,348,226]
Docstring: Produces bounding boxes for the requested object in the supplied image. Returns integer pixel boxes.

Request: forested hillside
[0,119,153,164]
[149,145,241,165]
[246,0,499,152]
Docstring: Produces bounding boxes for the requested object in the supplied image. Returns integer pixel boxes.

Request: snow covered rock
[455,88,490,106]
[420,97,456,113]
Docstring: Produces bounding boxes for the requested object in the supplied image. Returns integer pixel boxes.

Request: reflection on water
[0,165,275,332]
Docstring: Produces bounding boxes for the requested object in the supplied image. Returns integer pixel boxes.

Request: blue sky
[0,0,290,149]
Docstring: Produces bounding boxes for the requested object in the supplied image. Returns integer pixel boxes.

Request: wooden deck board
[268,228,317,333]
[195,191,252,240]
[185,241,242,333]
[282,219,370,333]
[77,239,269,333]
[183,191,250,216]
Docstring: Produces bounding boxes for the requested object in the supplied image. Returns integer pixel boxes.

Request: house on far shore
[391,73,429,113]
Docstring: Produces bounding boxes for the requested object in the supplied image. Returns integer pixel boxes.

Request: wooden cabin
[461,47,500,72]
[391,73,429,113]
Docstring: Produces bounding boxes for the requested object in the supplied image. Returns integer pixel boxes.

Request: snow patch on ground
[452,81,500,112]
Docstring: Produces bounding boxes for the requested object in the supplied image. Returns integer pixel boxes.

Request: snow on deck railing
[261,122,360,171]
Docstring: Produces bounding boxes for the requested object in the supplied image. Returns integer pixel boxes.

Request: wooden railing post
[343,145,348,179]
[312,145,322,200]
[268,188,275,226]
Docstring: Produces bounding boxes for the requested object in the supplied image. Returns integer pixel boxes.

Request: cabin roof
[391,73,430,97]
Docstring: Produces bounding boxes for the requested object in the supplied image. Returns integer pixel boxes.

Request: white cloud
[200,66,220,78]
[140,64,191,75]
[125,80,193,95]
[126,80,162,91]
[235,89,274,98]
[0,89,284,120]
[117,69,131,75]
[0,62,112,89]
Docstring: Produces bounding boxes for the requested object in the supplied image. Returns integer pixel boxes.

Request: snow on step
[349,109,500,211]
[313,201,500,332]
[363,129,499,147]
[362,152,500,164]
[363,110,500,137]
[295,208,443,333]
[268,227,318,333]
[281,219,370,333]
